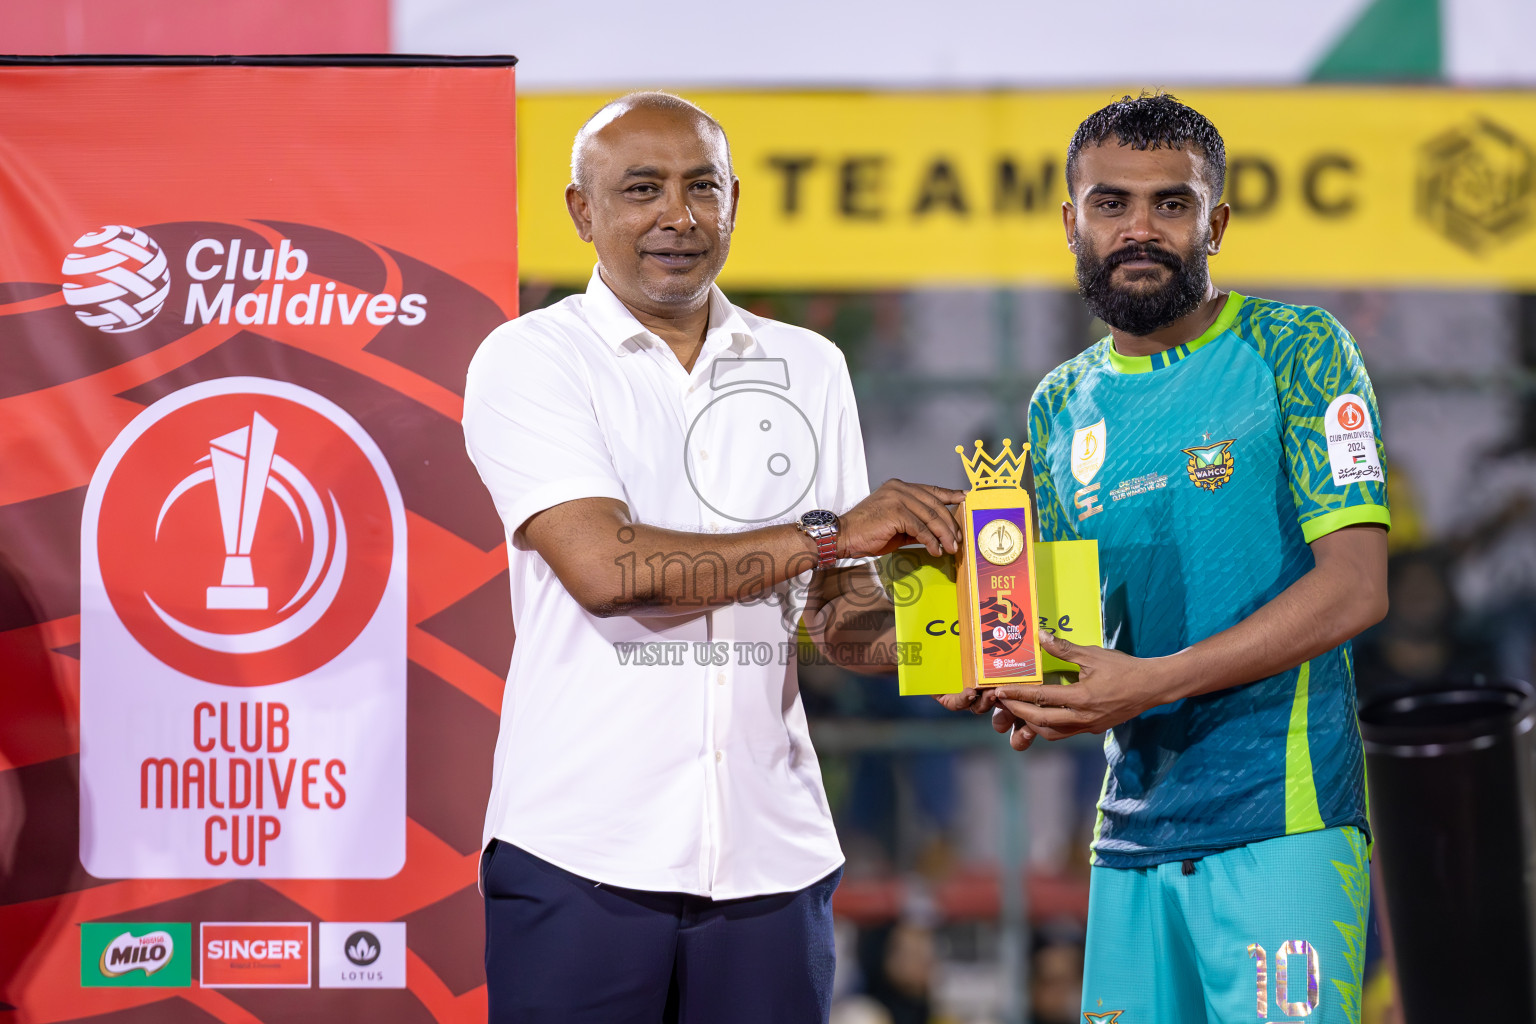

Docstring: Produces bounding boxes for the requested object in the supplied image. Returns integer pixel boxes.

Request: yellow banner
[518,89,1536,289]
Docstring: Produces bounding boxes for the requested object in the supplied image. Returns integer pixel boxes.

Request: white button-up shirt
[463,267,870,898]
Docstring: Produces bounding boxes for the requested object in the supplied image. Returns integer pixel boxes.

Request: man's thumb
[1038,628,1074,655]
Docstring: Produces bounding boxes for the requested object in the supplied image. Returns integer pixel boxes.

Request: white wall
[394,0,1372,90]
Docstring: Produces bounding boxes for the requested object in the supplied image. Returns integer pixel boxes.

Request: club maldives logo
[1071,419,1106,486]
[1324,393,1383,485]
[80,377,408,880]
[90,379,392,685]
[61,226,172,334]
[1336,400,1366,432]
[150,409,347,643]
[81,922,192,987]
[60,222,430,334]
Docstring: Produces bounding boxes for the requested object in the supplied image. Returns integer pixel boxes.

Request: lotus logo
[344,930,380,967]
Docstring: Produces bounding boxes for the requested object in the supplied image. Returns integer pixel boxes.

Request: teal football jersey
[1028,293,1390,867]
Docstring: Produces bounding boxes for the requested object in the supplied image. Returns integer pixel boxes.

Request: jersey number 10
[1247,941,1320,1017]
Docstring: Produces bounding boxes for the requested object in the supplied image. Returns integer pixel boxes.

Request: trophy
[205,412,277,610]
[954,438,1043,687]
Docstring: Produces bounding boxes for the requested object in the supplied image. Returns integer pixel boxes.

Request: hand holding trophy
[878,439,1101,698]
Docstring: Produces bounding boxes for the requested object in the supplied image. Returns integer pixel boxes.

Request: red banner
[0,58,517,1023]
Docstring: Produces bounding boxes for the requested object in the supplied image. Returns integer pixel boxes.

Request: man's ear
[1062,201,1078,251]
[1207,202,1231,255]
[726,177,741,231]
[566,184,594,243]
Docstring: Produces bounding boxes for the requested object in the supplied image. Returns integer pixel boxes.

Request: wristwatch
[797,509,841,569]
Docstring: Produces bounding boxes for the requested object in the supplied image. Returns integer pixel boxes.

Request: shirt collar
[699,283,756,360]
[1102,291,1245,375]
[581,264,756,357]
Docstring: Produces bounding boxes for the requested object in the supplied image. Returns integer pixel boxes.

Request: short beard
[1074,230,1209,337]
[634,236,732,309]
[637,274,714,308]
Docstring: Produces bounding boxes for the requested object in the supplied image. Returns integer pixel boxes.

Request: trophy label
[968,507,1038,680]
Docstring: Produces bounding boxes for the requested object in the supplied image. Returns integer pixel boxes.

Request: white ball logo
[61,225,171,334]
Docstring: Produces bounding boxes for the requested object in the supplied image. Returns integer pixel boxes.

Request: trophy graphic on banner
[954,438,1044,687]
[206,412,277,610]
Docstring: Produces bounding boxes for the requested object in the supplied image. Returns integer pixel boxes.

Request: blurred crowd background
[8,0,1536,1021]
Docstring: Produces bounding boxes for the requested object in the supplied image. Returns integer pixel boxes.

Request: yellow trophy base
[881,540,1102,697]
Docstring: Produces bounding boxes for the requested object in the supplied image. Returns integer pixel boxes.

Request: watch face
[801,509,837,530]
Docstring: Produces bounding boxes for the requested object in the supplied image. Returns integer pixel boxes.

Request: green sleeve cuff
[1300,504,1392,545]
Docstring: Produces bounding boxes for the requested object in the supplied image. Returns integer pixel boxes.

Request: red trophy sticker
[80,377,406,878]
[969,508,1038,680]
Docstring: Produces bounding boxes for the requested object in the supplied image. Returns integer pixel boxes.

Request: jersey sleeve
[462,322,628,542]
[1028,391,1072,543]
[1278,309,1392,544]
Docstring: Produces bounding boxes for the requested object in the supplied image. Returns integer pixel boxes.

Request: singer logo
[201,922,311,988]
[89,378,394,686]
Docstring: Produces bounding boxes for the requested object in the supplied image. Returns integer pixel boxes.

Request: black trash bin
[1359,676,1536,1022]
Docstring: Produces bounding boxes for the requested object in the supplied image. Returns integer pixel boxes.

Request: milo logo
[81,922,192,988]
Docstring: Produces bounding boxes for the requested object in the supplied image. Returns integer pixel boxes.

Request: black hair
[1065,92,1226,205]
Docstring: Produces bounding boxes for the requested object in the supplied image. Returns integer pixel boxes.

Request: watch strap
[812,531,839,569]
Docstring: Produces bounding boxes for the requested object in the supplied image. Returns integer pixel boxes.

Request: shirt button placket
[702,605,732,895]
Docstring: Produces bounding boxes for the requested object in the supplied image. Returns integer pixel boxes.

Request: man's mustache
[1105,243,1184,270]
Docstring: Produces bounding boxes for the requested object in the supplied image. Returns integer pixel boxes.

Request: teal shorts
[1081,826,1369,1024]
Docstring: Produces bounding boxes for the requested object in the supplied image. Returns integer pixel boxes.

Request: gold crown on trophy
[955,438,1029,490]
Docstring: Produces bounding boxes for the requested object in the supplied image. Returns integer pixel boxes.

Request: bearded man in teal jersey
[980,94,1390,1024]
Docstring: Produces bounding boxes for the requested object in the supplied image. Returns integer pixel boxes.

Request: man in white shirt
[463,92,963,1022]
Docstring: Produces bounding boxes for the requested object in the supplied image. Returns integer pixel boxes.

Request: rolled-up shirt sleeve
[463,321,628,541]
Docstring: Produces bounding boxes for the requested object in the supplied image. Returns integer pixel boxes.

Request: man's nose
[1120,202,1160,243]
[657,185,697,231]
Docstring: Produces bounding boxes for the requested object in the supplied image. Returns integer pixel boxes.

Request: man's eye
[690,181,721,192]
[628,184,659,195]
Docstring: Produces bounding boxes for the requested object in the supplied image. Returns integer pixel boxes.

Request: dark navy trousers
[482,840,840,1023]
